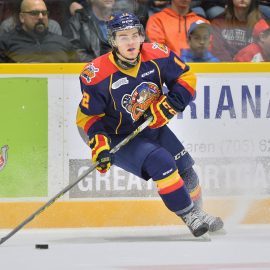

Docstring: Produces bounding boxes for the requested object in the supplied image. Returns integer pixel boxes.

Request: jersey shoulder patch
[141,42,170,62]
[80,53,117,85]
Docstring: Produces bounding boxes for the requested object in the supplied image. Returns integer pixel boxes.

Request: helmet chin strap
[112,49,140,70]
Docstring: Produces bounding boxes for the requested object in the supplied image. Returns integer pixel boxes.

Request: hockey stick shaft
[0,117,152,245]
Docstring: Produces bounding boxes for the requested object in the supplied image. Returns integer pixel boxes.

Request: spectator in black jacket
[0,0,78,63]
[63,0,115,62]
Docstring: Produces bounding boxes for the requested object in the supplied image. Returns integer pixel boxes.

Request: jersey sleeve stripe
[176,70,197,97]
[76,108,105,133]
[84,115,103,133]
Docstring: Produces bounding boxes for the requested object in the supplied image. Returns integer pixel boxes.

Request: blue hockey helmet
[107,12,144,46]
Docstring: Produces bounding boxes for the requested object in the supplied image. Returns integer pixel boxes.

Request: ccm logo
[174,149,187,160]
[162,100,177,115]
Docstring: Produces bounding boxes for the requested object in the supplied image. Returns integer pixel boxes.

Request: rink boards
[0,63,270,228]
[0,198,270,228]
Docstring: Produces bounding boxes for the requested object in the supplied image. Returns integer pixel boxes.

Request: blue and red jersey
[76,42,196,139]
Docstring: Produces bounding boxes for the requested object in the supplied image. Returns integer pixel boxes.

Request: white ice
[0,224,270,270]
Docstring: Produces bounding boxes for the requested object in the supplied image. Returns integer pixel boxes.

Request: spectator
[146,0,209,57]
[0,0,62,36]
[210,0,263,62]
[0,0,78,63]
[181,20,219,62]
[0,15,62,36]
[201,0,226,20]
[63,0,115,62]
[234,18,270,61]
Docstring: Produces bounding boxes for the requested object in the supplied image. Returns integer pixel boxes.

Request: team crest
[0,145,9,172]
[122,82,160,121]
[80,63,99,85]
[152,43,168,54]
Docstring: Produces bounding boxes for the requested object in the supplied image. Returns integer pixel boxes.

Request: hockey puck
[35,244,49,249]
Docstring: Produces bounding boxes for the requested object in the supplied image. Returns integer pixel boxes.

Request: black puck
[35,244,49,249]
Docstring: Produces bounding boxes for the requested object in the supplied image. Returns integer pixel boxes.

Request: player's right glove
[89,134,113,173]
[145,95,177,129]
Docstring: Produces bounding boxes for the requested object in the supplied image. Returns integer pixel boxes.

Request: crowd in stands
[0,0,269,63]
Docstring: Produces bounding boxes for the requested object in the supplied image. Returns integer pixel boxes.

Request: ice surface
[0,225,270,270]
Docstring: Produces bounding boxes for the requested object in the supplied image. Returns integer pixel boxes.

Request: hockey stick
[0,116,153,245]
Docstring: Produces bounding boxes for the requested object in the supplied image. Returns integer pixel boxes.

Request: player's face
[114,28,142,60]
[19,0,49,33]
[188,28,210,58]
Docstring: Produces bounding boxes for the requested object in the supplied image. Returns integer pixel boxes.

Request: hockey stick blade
[0,117,153,245]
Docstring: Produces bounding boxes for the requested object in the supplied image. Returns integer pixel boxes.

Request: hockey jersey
[76,42,196,139]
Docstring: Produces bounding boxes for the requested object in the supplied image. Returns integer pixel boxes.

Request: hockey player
[76,12,223,237]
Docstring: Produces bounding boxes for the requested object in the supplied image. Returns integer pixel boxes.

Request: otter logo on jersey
[80,63,99,85]
[122,82,160,121]
[0,145,8,172]
[152,43,168,54]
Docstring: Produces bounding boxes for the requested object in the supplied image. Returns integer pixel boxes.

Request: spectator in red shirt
[234,18,270,62]
[210,0,263,61]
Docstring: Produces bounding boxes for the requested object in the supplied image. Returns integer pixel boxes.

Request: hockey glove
[89,134,113,173]
[145,95,177,129]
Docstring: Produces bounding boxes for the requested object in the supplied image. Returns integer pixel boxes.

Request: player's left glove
[89,134,113,173]
[145,95,177,129]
